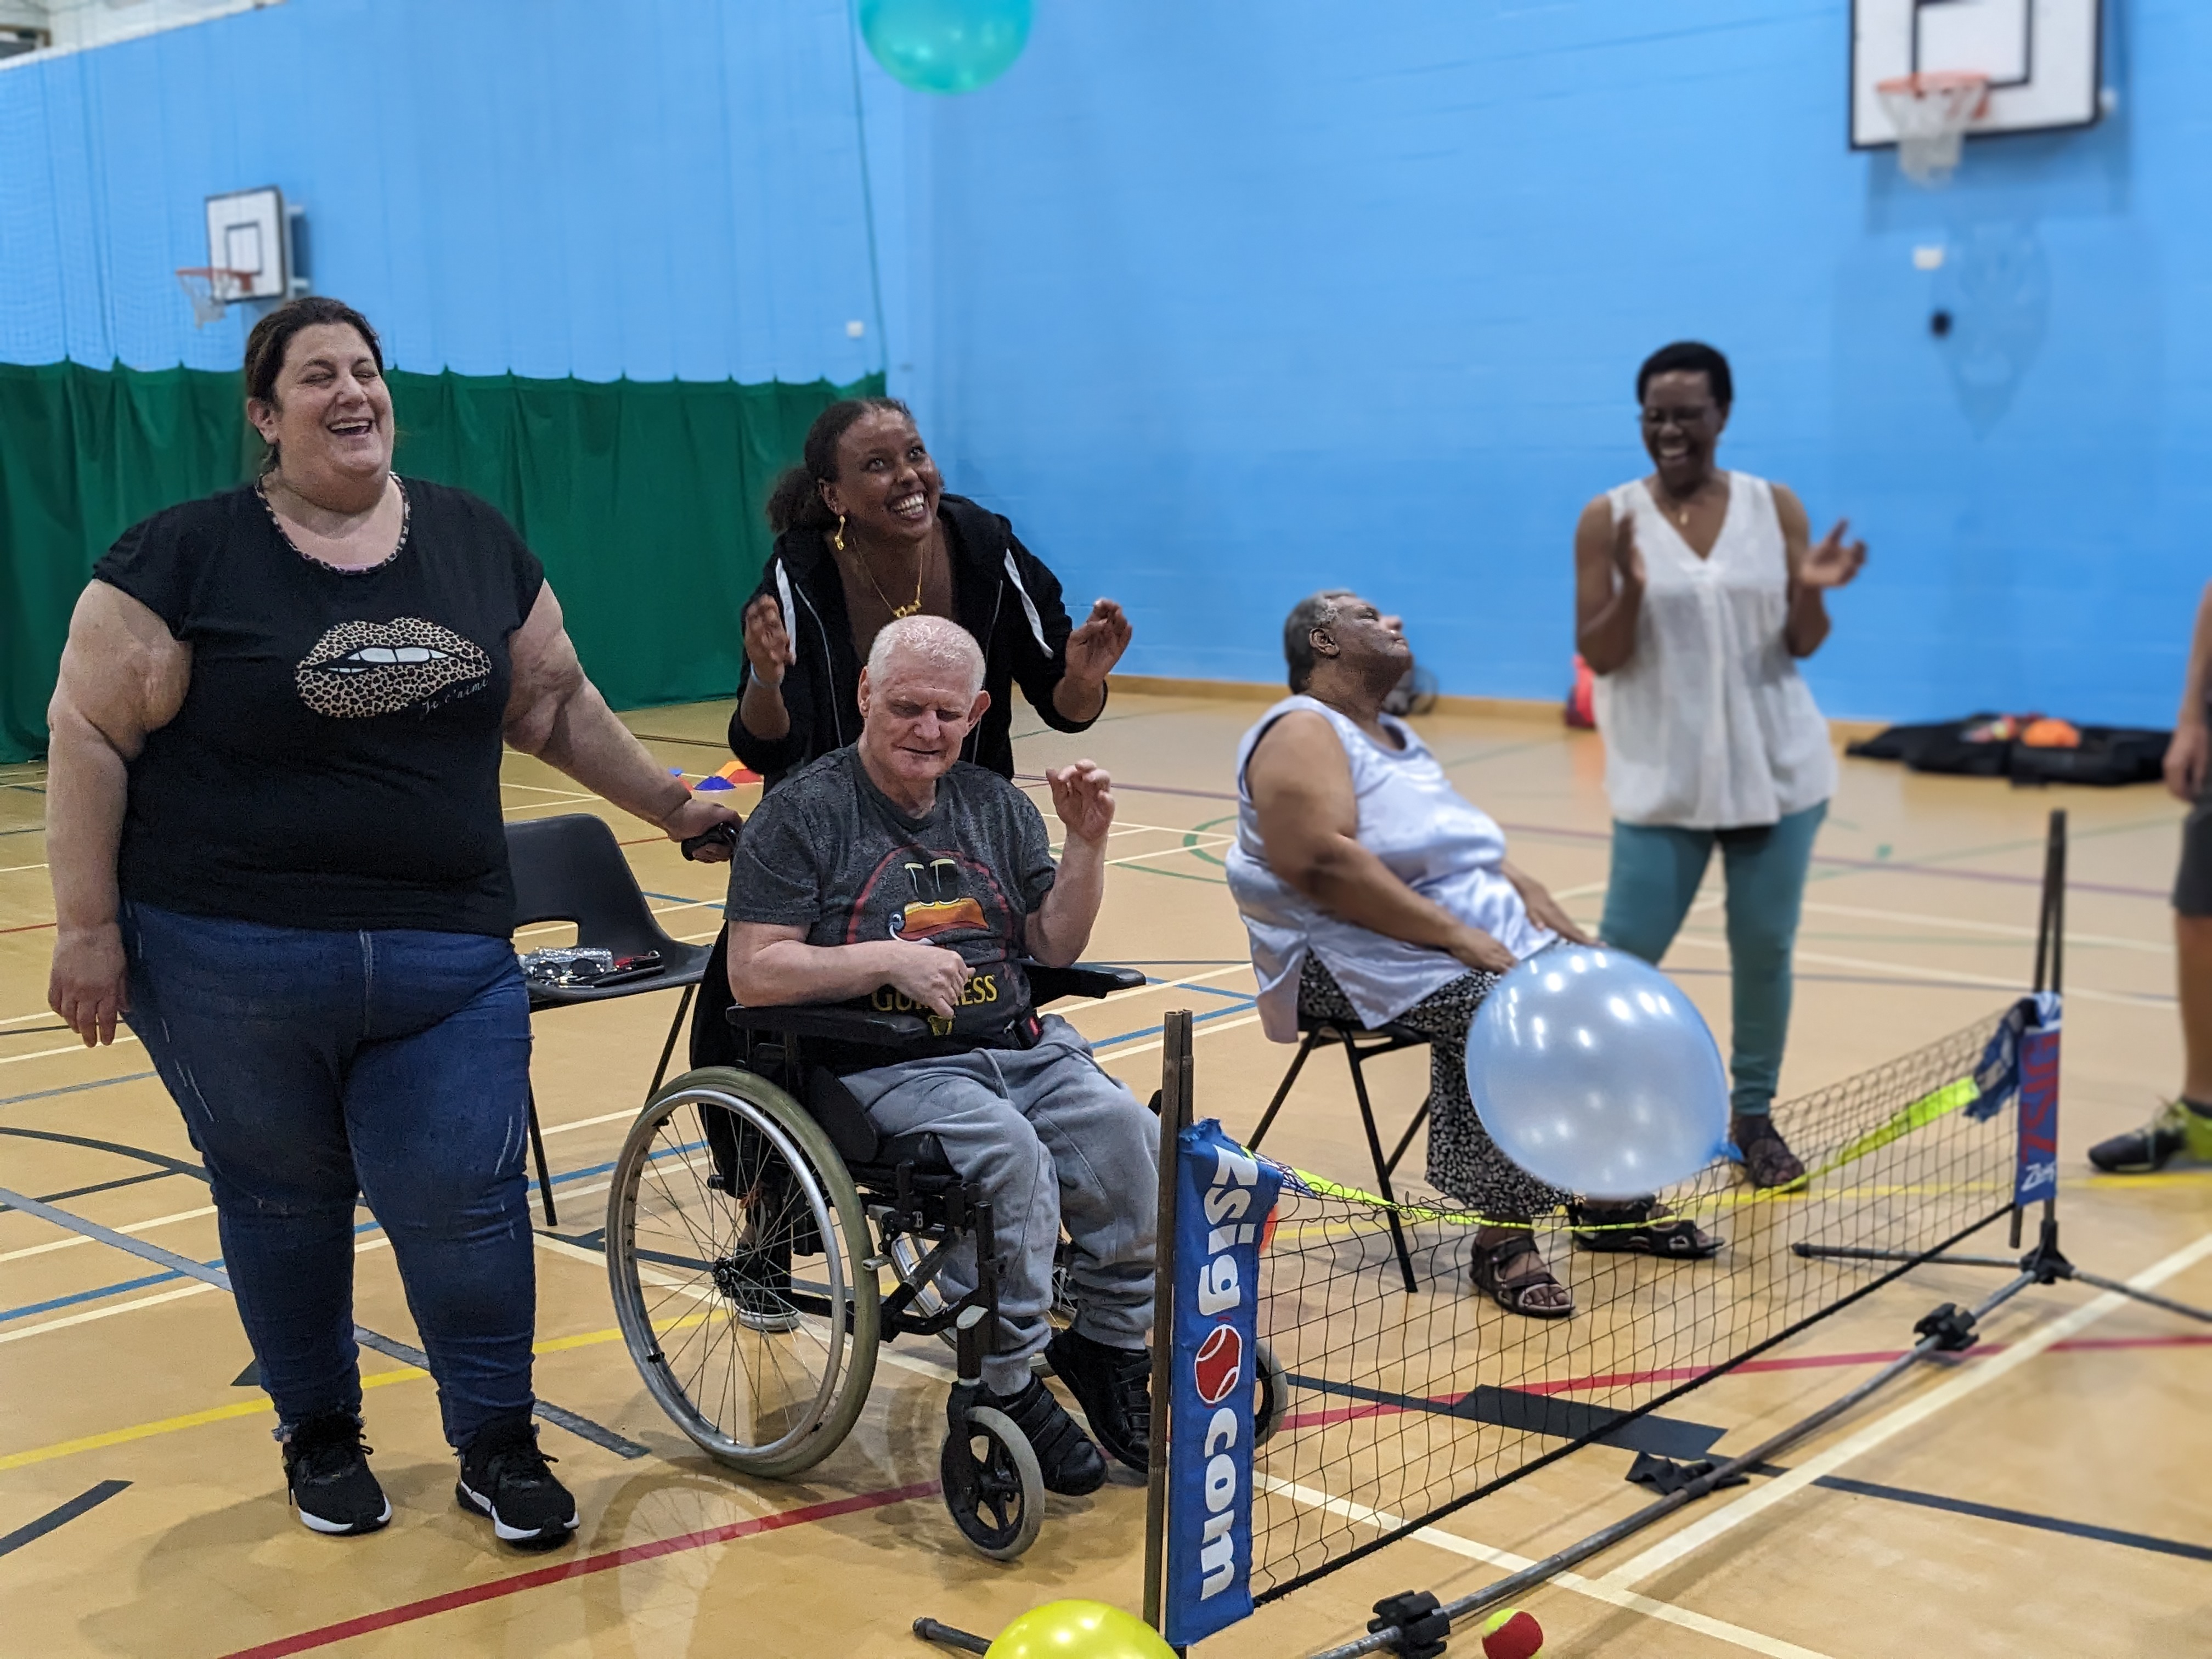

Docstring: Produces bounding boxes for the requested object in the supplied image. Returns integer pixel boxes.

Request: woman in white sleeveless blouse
[1574,342,1866,1189]
[1229,592,1721,1320]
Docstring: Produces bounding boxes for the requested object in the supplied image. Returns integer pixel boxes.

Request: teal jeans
[1599,802,1827,1118]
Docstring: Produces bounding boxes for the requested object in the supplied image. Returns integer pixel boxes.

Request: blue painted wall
[0,0,899,385]
[3,0,2205,723]
[905,0,2208,725]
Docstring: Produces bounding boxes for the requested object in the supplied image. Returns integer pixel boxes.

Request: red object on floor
[1565,655,1596,729]
[1481,1606,1544,1658]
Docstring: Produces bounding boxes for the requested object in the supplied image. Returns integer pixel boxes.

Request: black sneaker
[2087,1101,2212,1172]
[1045,1328,1152,1475]
[282,1410,391,1537]
[980,1375,1106,1496]
[1731,1114,1807,1189]
[455,1414,578,1550]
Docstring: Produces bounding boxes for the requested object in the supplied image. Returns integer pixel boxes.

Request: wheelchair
[603,961,1150,1559]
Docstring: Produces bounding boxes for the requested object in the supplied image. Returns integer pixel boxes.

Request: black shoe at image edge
[455,1413,578,1550]
[979,1375,1107,1496]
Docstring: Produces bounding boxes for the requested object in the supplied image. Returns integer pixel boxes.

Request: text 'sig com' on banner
[1165,1119,1282,1649]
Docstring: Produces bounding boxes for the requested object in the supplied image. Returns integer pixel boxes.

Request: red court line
[220,1480,940,1658]
[0,921,55,935]
[1276,1333,2212,1435]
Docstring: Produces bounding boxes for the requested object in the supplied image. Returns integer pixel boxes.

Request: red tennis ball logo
[1192,1323,1244,1406]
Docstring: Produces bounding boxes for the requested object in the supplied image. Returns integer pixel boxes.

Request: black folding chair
[1246,1011,1431,1293]
[507,814,716,1226]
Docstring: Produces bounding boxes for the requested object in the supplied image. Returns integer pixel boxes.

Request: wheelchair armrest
[1024,961,1146,1004]
[727,1003,934,1049]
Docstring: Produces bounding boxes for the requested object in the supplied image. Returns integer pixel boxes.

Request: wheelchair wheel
[1252,1339,1288,1447]
[940,1404,1045,1560]
[607,1066,878,1478]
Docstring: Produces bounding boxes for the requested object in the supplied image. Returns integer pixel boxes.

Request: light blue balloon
[858,0,1032,95]
[1465,945,1730,1200]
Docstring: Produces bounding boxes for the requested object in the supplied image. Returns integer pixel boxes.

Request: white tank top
[1594,472,1837,829]
[1226,696,1554,1042]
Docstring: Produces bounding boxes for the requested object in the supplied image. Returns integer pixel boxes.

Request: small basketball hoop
[1877,72,1990,188]
[175,267,253,328]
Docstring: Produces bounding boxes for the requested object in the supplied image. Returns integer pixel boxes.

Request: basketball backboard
[1851,0,2102,150]
[203,186,290,301]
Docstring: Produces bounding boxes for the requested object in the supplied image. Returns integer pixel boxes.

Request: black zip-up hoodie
[729,493,1103,786]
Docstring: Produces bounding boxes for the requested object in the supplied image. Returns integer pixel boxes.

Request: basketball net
[1877,72,1989,188]
[174,267,251,329]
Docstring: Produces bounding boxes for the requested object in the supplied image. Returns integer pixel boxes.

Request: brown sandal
[1469,1232,1574,1319]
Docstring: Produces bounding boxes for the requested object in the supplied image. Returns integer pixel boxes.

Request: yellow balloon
[985,1600,1177,1659]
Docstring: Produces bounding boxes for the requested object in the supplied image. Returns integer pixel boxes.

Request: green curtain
[0,360,878,763]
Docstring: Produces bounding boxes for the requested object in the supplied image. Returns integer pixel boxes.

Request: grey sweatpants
[839,1015,1158,1395]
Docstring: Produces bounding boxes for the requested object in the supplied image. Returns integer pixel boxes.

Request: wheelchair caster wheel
[941,1405,1045,1560]
[1252,1338,1289,1448]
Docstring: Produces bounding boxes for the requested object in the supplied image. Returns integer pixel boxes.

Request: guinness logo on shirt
[295,618,490,719]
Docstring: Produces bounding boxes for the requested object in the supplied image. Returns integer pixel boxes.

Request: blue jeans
[1599,802,1827,1118]
[122,901,536,1448]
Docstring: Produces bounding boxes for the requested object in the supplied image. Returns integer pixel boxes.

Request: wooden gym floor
[2,689,2207,1657]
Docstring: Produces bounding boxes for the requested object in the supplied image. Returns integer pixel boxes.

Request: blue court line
[0,1071,157,1111]
[0,1156,624,1328]
[1813,1475,2212,1564]
[1092,995,1260,1052]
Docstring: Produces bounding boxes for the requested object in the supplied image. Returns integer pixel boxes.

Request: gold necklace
[857,546,925,618]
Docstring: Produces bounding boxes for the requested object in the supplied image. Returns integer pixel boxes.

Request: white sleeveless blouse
[1595,472,1836,829]
[1227,696,1554,1041]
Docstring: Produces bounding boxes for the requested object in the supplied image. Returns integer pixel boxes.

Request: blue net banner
[2015,1000,2061,1206]
[1164,1119,1282,1649]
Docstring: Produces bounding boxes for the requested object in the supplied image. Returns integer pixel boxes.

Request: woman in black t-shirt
[43,297,737,1549]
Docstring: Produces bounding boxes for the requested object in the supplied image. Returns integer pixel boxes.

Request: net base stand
[1795,1211,2212,1327]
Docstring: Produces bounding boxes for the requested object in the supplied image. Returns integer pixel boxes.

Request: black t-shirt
[95,479,545,935]
[726,747,1057,1056]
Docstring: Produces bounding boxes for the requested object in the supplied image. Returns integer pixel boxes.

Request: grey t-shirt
[726,747,1057,1046]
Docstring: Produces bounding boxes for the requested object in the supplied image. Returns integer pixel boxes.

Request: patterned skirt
[1296,954,1565,1219]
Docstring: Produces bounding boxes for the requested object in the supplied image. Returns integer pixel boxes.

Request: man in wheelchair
[724,616,1155,1497]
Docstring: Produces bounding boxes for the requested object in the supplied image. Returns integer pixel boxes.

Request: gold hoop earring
[832,514,847,554]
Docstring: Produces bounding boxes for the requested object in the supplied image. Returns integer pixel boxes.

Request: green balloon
[859,0,1032,95]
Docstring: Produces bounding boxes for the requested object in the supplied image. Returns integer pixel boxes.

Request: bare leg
[2179,913,2212,1104]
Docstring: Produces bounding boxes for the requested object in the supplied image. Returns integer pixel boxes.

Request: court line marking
[0,1479,131,1559]
[1664,932,2170,1011]
[1099,1010,1266,1061]
[1596,1228,2212,1591]
[1262,1477,1834,1659]
[0,1281,222,1347]
[0,1202,218,1263]
[0,1034,141,1068]
[215,1480,943,1658]
[1809,1474,2212,1564]
[0,862,47,875]
[1795,901,2168,955]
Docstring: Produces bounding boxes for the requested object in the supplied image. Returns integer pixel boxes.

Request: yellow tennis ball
[985,1600,1176,1659]
[1480,1605,1544,1659]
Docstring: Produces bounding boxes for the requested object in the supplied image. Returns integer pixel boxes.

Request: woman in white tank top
[1573,342,1866,1189]
[1230,591,1722,1321]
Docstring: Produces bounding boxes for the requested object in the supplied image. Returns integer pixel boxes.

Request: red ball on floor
[1480,1606,1544,1659]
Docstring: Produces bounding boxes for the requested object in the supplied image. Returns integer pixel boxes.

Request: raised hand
[1064,599,1133,686]
[1047,760,1115,846]
[1611,512,1646,590]
[1802,520,1868,590]
[742,593,794,687]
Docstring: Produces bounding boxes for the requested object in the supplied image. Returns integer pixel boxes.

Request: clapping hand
[1047,760,1115,847]
[1064,599,1133,686]
[742,593,794,687]
[1802,520,1868,590]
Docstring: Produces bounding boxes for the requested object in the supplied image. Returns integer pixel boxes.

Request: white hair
[866,614,985,697]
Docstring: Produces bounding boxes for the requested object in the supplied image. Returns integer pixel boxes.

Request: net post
[1142,1008,1194,1638]
[2017,809,2068,1249]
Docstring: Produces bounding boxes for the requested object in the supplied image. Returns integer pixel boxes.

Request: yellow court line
[0,861,48,875]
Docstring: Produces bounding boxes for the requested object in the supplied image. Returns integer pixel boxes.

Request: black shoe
[1731,1114,1807,1189]
[283,1410,391,1537]
[981,1376,1106,1496]
[1045,1328,1152,1475]
[2087,1101,2212,1173]
[1568,1199,1723,1257]
[455,1414,578,1550]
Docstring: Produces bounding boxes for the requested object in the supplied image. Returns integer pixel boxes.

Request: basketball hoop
[1877,72,1990,188]
[174,267,253,328]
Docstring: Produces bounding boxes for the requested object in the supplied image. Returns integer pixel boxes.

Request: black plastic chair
[1246,1011,1431,1293]
[507,813,716,1225]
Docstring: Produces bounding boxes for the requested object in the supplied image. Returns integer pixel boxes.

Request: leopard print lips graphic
[295,618,491,719]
